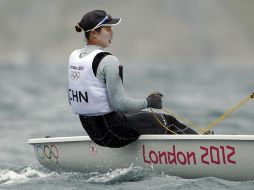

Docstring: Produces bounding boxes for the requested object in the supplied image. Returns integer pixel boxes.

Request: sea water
[0,61,254,189]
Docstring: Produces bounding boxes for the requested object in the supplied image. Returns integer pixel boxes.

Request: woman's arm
[97,55,147,113]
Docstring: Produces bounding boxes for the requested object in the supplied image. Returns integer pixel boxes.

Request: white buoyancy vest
[68,49,113,116]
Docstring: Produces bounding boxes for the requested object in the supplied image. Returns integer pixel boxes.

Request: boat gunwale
[28,134,254,144]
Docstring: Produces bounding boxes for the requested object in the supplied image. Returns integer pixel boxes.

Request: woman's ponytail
[75,23,83,32]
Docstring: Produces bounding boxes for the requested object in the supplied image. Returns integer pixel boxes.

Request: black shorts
[79,111,197,148]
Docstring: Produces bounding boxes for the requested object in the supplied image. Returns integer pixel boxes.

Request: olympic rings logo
[36,144,59,164]
[70,71,80,81]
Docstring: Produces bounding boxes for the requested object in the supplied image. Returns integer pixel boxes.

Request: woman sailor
[68,10,197,148]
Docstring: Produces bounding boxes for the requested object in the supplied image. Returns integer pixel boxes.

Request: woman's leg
[79,113,140,148]
[124,111,197,134]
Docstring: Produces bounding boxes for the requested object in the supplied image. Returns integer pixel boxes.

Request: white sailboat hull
[28,135,254,180]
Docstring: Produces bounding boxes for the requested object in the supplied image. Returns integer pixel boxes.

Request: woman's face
[92,26,113,48]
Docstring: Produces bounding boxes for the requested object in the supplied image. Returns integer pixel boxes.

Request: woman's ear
[90,30,98,39]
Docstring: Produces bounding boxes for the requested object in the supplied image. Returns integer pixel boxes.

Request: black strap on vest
[92,52,112,77]
[119,65,123,83]
[92,52,124,83]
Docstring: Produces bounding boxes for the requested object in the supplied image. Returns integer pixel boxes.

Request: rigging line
[150,108,177,134]
[161,108,199,129]
[161,108,204,134]
[202,93,254,134]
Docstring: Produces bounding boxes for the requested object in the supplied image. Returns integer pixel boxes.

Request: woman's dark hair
[74,23,102,39]
[75,23,83,32]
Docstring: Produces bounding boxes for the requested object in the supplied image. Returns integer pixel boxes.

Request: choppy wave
[0,165,148,186]
[0,167,58,185]
[84,165,147,183]
[1,166,254,190]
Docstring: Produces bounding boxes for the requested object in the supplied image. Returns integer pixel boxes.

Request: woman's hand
[146,92,163,109]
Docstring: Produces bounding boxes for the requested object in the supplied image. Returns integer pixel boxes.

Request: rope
[201,93,254,134]
[150,108,177,134]
[150,93,254,135]
[161,108,199,129]
[161,109,206,134]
